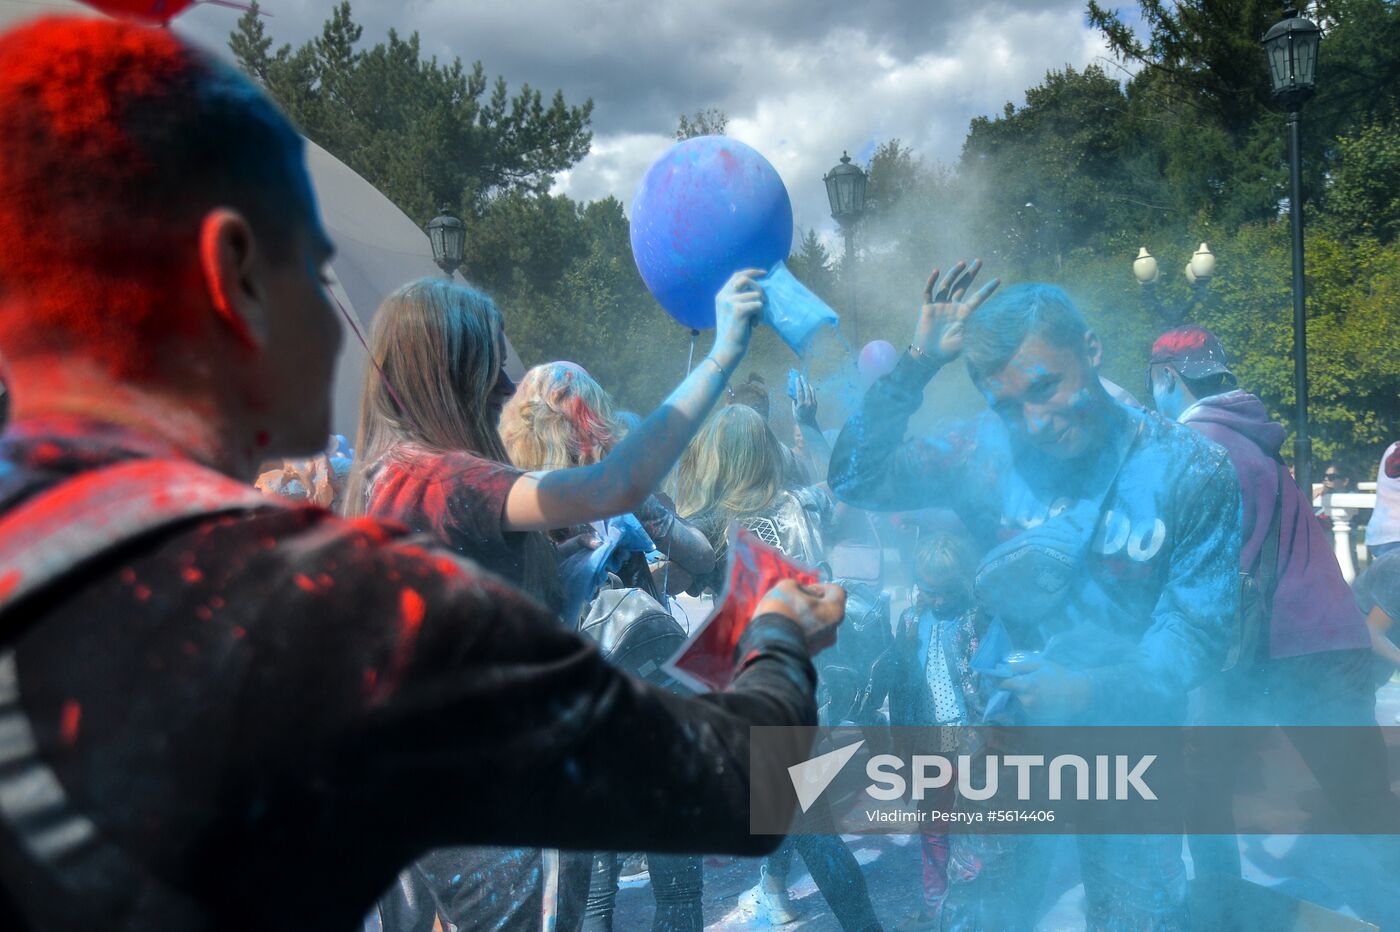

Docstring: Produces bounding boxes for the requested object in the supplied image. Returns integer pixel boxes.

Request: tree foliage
[230,2,592,224]
[676,107,728,140]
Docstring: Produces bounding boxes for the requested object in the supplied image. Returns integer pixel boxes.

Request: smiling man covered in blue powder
[830,267,1242,930]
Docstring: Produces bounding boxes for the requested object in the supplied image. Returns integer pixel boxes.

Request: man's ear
[1083,329,1104,370]
[199,209,268,350]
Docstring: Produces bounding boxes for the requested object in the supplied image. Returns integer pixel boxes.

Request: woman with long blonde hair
[346,272,765,932]
[671,403,878,932]
[672,404,829,581]
[501,361,714,593]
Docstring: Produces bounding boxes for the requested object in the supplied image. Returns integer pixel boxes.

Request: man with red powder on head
[0,16,842,931]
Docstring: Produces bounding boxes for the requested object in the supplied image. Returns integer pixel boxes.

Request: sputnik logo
[788,740,865,812]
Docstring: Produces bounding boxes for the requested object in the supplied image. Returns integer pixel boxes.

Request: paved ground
[611,680,1400,931]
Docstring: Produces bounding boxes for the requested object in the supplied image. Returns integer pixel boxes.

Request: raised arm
[504,271,764,532]
[829,261,999,512]
[790,373,831,483]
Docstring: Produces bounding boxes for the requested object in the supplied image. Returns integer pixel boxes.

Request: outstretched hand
[791,373,819,428]
[711,268,767,371]
[911,260,1000,366]
[756,580,847,655]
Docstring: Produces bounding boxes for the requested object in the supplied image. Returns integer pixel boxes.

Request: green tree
[676,107,728,140]
[787,228,836,303]
[960,65,1151,266]
[1324,114,1400,243]
[229,2,593,223]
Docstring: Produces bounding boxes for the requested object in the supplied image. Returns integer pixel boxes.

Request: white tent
[303,138,525,439]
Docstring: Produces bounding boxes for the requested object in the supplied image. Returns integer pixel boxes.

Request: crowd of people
[0,14,1396,932]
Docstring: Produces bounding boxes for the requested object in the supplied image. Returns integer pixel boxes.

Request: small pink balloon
[858,339,899,385]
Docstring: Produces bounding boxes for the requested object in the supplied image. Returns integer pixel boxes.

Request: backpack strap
[1223,461,1287,673]
[0,458,277,620]
[1255,461,1286,608]
[0,458,279,918]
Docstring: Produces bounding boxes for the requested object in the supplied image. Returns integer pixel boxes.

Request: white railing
[1317,481,1377,583]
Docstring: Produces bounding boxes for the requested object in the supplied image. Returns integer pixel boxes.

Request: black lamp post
[1263,5,1321,493]
[823,152,868,344]
[426,206,466,278]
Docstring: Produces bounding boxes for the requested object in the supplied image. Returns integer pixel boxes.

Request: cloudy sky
[2,0,1125,243]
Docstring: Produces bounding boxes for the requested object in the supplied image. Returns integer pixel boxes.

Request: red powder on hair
[0,17,206,377]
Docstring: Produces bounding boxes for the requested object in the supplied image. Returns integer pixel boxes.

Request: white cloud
[553,4,1113,248]
[0,0,1113,250]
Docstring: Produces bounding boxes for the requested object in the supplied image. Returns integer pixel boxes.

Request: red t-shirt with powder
[363,443,533,591]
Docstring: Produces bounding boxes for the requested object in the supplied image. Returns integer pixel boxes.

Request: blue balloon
[630,136,794,331]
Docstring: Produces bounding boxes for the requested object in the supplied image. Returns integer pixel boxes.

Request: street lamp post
[1263,5,1322,492]
[823,152,868,345]
[1133,243,1215,324]
[426,206,466,278]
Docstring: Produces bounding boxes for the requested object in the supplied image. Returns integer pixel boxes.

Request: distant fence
[1318,481,1377,583]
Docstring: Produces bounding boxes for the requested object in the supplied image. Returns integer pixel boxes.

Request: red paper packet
[665,526,818,692]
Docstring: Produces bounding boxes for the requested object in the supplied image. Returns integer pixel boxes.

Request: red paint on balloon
[75,0,198,24]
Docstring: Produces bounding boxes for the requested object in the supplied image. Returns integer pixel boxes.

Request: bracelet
[700,356,728,379]
[908,343,941,369]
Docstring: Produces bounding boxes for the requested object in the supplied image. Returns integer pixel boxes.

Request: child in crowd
[861,531,986,931]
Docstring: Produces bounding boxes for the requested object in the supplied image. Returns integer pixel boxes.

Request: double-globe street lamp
[1262,5,1322,493]
[1132,243,1216,324]
[824,152,868,345]
[426,206,466,279]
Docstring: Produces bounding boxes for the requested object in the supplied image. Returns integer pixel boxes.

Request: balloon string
[687,329,699,374]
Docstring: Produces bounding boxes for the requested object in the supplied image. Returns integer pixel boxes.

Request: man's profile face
[1147,364,1185,421]
[256,176,342,455]
[975,333,1104,462]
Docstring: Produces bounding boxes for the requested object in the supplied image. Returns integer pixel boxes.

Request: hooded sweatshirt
[1180,390,1370,658]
